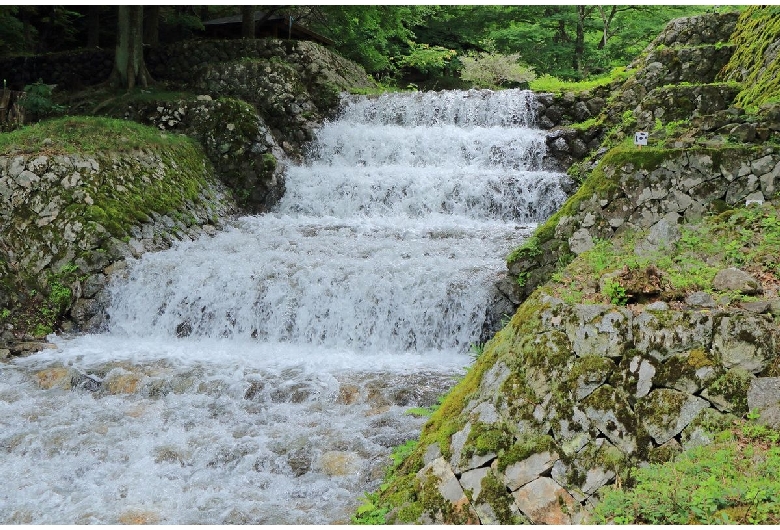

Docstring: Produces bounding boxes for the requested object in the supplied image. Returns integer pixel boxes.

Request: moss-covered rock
[0,117,234,343]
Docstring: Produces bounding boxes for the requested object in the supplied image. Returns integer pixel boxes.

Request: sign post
[634,131,648,149]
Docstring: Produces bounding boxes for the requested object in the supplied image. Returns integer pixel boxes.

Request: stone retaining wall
[505,146,780,304]
[396,292,779,524]
[0,144,235,350]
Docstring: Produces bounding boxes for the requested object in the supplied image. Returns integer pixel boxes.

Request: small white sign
[634,131,649,146]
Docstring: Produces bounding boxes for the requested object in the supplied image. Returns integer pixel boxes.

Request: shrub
[459,51,536,89]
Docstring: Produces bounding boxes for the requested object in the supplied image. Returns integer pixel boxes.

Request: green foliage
[0,7,26,54]
[20,79,66,120]
[352,438,421,524]
[545,177,780,307]
[602,278,628,305]
[353,491,390,525]
[391,439,419,468]
[469,342,485,359]
[530,67,630,93]
[594,421,780,524]
[396,43,457,75]
[459,50,536,88]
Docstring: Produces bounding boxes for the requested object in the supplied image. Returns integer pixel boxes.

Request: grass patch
[594,419,780,524]
[546,201,780,305]
[0,115,190,155]
[529,67,631,94]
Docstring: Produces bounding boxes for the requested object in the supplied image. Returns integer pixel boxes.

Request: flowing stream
[0,89,570,524]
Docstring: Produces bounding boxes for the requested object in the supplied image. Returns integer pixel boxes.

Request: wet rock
[316,451,362,477]
[9,341,57,357]
[71,372,102,392]
[35,367,73,389]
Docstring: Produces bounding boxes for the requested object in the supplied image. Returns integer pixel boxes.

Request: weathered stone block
[712,313,775,373]
[503,451,558,492]
[637,388,710,445]
[512,477,577,525]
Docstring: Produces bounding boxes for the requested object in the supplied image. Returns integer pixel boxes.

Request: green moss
[476,472,528,523]
[720,7,780,109]
[0,116,190,155]
[705,368,753,415]
[417,470,475,524]
[688,348,715,369]
[466,422,512,457]
[495,433,556,473]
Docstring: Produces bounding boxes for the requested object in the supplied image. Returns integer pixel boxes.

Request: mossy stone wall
[0,125,234,347]
[373,291,778,524]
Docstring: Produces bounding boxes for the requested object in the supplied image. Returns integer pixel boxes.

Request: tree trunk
[596,6,618,50]
[87,6,100,48]
[573,5,587,72]
[242,6,255,39]
[144,5,160,47]
[109,6,152,90]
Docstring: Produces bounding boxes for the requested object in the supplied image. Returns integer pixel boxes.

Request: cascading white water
[0,89,570,524]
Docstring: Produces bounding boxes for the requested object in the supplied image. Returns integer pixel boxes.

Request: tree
[241,6,254,39]
[144,5,160,47]
[109,6,152,89]
[86,6,100,48]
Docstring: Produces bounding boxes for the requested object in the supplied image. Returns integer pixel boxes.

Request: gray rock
[471,401,500,424]
[713,268,761,294]
[639,389,710,444]
[565,305,632,358]
[569,228,595,254]
[741,300,770,314]
[635,214,681,255]
[423,443,441,466]
[582,386,636,453]
[473,502,505,525]
[512,477,577,525]
[449,422,471,472]
[745,191,765,206]
[646,301,669,311]
[633,356,656,398]
[713,314,775,373]
[633,310,713,361]
[417,457,468,504]
[460,466,490,501]
[503,451,558,491]
[747,377,780,427]
[685,291,715,308]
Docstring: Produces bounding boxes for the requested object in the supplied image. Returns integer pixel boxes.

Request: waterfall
[0,89,570,524]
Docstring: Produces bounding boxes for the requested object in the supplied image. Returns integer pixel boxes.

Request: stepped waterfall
[0,89,571,524]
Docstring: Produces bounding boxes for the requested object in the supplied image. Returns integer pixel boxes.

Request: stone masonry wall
[402,291,779,524]
[0,145,235,355]
[504,147,780,303]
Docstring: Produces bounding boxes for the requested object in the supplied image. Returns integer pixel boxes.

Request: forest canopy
[0,5,734,89]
